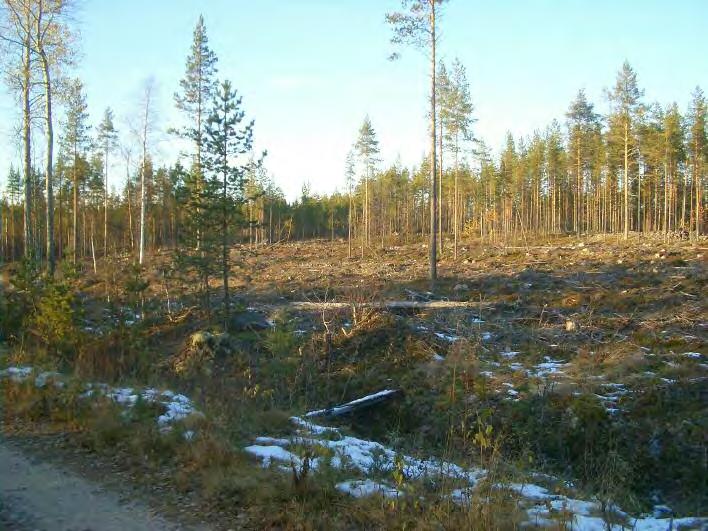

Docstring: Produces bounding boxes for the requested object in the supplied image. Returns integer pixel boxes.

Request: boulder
[230,311,272,332]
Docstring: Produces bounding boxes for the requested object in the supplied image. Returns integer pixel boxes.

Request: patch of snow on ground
[249,416,485,485]
[1,366,201,431]
[157,394,200,427]
[507,482,552,501]
[34,371,62,388]
[0,366,33,382]
[434,332,460,343]
[244,445,303,468]
[531,357,568,377]
[245,391,707,530]
[682,352,703,359]
[336,479,400,498]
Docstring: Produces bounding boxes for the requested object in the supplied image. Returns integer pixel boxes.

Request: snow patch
[244,445,304,469]
[435,332,460,343]
[336,479,400,498]
[531,357,568,377]
[1,366,201,431]
[682,352,703,359]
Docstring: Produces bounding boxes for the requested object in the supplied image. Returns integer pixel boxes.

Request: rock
[230,311,272,332]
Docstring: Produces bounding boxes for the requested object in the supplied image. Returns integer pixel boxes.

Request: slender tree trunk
[695,139,702,238]
[90,219,97,273]
[438,111,443,253]
[663,156,669,234]
[195,76,203,251]
[365,169,369,247]
[222,168,230,331]
[637,167,641,233]
[577,142,582,237]
[104,146,109,258]
[40,50,55,274]
[453,135,459,260]
[57,168,63,260]
[348,185,352,258]
[429,0,438,282]
[72,144,78,262]
[139,92,149,264]
[139,158,146,264]
[22,29,32,259]
[681,172,687,230]
[624,118,630,239]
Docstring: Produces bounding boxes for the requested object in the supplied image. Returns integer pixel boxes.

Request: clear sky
[1,0,706,200]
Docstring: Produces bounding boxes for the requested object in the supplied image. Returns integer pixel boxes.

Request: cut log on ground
[305,389,401,418]
[286,301,491,311]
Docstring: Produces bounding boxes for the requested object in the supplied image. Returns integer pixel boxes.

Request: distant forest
[1,3,705,269]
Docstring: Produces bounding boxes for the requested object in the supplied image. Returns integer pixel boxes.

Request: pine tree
[566,89,600,236]
[203,80,260,329]
[97,108,118,257]
[60,78,90,263]
[662,103,685,233]
[174,15,218,249]
[444,58,475,257]
[687,87,706,238]
[387,0,449,282]
[345,149,356,258]
[608,61,643,239]
[5,166,22,260]
[436,60,450,251]
[354,116,380,252]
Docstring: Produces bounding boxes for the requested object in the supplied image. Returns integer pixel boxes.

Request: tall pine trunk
[73,144,78,262]
[429,0,438,282]
[623,118,629,239]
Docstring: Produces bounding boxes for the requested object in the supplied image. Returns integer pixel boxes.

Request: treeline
[1,63,706,267]
[285,63,707,250]
[337,66,706,251]
[0,2,706,274]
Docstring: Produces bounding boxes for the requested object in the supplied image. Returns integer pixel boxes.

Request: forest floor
[1,234,706,529]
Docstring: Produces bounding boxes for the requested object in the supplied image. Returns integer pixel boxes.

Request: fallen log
[286,301,491,311]
[304,389,401,419]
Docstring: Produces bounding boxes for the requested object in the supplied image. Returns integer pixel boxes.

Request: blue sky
[1,0,706,200]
